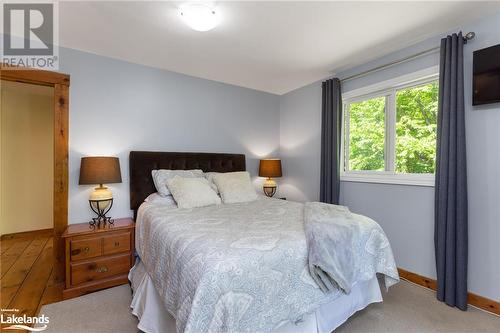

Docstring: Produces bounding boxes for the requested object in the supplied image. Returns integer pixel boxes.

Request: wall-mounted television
[473,44,500,106]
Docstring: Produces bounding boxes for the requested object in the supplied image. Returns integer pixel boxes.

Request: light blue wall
[58,48,280,223]
[279,81,322,201]
[279,12,500,302]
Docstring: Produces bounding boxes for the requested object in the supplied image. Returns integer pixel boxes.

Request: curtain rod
[340,31,476,83]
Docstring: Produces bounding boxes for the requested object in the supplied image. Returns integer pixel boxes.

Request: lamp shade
[79,157,122,185]
[259,159,282,178]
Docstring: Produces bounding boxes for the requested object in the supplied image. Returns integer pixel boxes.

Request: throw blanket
[304,202,399,294]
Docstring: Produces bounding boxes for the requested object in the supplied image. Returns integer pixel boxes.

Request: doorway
[1,81,55,235]
[0,67,69,304]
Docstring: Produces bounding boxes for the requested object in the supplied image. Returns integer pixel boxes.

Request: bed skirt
[129,260,383,333]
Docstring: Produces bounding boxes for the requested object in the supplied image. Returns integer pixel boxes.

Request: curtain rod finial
[464,32,475,42]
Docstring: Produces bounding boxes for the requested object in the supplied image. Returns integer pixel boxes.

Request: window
[342,71,438,186]
[347,96,386,171]
[395,82,438,174]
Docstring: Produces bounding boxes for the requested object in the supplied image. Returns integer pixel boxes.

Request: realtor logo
[1,308,49,331]
[1,1,59,69]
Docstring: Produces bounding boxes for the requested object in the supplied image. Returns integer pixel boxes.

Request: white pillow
[212,171,258,204]
[144,192,177,206]
[204,172,220,193]
[151,169,203,196]
[166,176,221,209]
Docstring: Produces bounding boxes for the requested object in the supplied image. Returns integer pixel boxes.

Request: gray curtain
[434,32,468,311]
[320,78,342,204]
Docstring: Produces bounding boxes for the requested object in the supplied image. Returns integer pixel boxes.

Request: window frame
[341,67,439,187]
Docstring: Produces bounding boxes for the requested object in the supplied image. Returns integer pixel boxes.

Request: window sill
[340,173,435,187]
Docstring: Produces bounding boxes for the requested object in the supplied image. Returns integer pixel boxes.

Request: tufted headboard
[129,151,246,216]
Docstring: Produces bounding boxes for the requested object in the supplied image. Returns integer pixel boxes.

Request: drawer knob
[95,265,108,273]
[83,247,90,253]
[114,241,120,247]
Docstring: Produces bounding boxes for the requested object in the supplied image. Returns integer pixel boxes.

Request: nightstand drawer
[70,237,102,261]
[70,254,130,285]
[102,232,131,255]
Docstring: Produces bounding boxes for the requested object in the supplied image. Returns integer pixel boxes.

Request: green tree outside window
[396,82,438,174]
[348,97,385,171]
[346,81,438,174]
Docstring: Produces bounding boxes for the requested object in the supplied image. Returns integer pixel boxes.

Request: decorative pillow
[166,176,221,209]
[204,172,220,193]
[212,171,258,204]
[144,192,177,206]
[151,169,203,196]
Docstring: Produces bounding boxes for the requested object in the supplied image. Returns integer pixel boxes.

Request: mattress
[133,197,384,332]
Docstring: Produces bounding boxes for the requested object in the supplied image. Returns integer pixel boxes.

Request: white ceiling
[59,1,500,95]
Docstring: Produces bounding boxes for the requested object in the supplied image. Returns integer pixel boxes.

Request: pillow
[151,169,203,196]
[144,192,177,206]
[212,171,258,204]
[166,176,221,209]
[204,172,220,193]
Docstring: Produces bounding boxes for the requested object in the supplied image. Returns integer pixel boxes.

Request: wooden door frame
[1,66,70,283]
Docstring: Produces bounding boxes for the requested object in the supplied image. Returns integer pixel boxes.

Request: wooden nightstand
[62,218,135,299]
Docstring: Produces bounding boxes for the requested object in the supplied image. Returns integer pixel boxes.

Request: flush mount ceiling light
[180,3,219,32]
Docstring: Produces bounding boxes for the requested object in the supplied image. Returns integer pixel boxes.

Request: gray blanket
[304,202,399,294]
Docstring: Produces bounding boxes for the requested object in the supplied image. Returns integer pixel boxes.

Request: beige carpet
[39,281,499,333]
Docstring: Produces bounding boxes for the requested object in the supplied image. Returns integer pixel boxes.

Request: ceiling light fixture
[180,3,219,32]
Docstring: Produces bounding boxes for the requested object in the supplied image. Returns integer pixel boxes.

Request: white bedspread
[135,197,395,333]
[129,259,384,333]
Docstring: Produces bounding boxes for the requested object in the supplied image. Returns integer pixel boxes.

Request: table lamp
[259,159,282,197]
[79,156,122,226]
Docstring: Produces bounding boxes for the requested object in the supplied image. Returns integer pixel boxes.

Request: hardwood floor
[1,229,63,330]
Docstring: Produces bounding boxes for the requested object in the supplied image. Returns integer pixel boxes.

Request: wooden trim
[1,66,70,284]
[0,65,70,86]
[468,293,500,316]
[398,268,500,316]
[0,228,53,240]
[398,268,437,290]
[53,83,69,283]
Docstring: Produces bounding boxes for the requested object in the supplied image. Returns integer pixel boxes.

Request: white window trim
[342,66,439,100]
[341,172,435,187]
[341,66,439,187]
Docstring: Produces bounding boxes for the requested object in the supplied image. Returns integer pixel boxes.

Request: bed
[128,151,396,333]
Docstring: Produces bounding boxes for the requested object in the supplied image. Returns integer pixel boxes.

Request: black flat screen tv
[473,44,500,106]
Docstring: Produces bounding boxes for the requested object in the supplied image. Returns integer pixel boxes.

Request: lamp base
[88,185,115,227]
[90,215,114,227]
[263,186,277,197]
[263,177,277,197]
[88,198,114,227]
